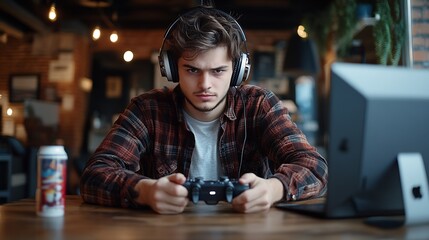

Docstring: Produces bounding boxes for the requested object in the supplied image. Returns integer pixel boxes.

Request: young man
[80,5,328,214]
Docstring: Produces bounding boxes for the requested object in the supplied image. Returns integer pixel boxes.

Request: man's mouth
[195,92,215,101]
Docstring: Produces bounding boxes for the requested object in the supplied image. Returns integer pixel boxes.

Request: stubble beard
[185,93,228,113]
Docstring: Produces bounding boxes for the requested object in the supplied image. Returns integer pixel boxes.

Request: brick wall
[0,33,90,158]
[413,0,429,68]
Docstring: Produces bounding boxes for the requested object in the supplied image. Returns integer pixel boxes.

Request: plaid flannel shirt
[80,85,328,208]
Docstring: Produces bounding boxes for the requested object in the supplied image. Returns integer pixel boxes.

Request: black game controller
[183,176,250,205]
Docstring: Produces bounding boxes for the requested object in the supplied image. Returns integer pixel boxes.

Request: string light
[92,26,101,40]
[48,3,57,22]
[110,31,118,43]
[297,25,308,39]
[6,108,13,116]
[123,51,134,62]
[90,6,122,45]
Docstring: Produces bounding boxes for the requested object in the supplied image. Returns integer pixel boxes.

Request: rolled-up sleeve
[260,91,328,201]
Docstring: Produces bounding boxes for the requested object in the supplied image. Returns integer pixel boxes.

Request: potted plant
[302,0,404,66]
[373,0,404,65]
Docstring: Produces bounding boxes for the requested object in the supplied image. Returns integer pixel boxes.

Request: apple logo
[412,186,423,199]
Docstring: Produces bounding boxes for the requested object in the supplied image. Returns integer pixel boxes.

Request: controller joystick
[224,180,234,203]
[190,184,200,204]
[183,176,250,205]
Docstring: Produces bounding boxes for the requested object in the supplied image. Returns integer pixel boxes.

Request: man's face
[178,46,233,121]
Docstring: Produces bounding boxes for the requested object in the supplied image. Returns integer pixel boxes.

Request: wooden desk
[0,196,427,240]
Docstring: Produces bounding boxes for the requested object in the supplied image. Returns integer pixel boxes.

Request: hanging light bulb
[297,25,308,39]
[123,51,134,62]
[110,31,118,43]
[6,107,13,116]
[92,26,101,40]
[48,3,57,22]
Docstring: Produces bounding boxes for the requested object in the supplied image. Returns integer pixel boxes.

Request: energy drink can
[36,145,67,217]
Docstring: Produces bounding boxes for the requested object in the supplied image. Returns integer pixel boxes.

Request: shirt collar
[224,87,237,121]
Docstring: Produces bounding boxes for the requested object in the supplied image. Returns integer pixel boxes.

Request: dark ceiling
[0,0,332,39]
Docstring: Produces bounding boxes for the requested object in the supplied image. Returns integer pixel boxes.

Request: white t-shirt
[183,111,223,180]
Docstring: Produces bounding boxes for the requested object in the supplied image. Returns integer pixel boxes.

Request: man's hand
[232,173,284,213]
[134,173,189,214]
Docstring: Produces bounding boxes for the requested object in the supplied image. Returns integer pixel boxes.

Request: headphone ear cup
[230,55,242,86]
[167,52,179,82]
[230,53,250,86]
[159,51,179,82]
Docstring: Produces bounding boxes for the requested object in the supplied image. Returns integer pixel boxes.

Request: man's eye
[213,69,225,74]
[187,68,198,73]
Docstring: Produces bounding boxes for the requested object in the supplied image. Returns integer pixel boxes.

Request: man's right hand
[134,173,189,214]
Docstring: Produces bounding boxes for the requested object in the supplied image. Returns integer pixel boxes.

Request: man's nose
[198,72,211,89]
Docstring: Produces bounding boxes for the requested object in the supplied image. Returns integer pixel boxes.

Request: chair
[0,135,27,203]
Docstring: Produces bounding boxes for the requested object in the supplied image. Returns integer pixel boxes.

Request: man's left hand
[232,173,284,213]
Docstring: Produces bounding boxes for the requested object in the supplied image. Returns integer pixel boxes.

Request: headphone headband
[160,7,247,50]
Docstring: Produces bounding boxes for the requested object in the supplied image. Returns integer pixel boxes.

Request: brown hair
[165,6,245,63]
